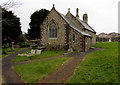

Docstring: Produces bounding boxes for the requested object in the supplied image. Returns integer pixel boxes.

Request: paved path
[2,48,30,83]
[0,58,2,84]
[2,47,101,83]
[37,48,101,83]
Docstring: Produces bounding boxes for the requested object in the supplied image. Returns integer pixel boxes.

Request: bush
[3,44,11,48]
[16,42,30,48]
[2,50,7,54]
[20,44,30,48]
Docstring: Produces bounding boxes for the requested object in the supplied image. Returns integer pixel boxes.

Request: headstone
[31,50,35,54]
[18,54,21,56]
[109,38,111,42]
[68,49,70,52]
[30,45,32,48]
[36,50,41,54]
[68,48,73,52]
[11,42,14,51]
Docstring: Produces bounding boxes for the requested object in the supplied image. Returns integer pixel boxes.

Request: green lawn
[67,42,119,83]
[14,57,70,83]
[1,47,28,58]
[13,50,64,62]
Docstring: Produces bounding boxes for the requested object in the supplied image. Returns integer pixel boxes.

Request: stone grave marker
[68,48,73,52]
[36,50,41,54]
[31,50,35,54]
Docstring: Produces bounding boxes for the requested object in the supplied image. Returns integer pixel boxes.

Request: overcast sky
[1,0,119,34]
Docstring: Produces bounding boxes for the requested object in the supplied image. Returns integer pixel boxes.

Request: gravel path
[37,48,101,83]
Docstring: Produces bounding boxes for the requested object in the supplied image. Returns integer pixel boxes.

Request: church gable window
[72,33,75,42]
[49,23,57,38]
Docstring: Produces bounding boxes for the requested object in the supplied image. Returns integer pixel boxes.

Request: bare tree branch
[0,0,22,10]
[0,0,22,23]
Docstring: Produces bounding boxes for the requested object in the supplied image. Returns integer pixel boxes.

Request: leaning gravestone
[36,50,41,54]
[11,42,14,51]
[31,50,35,54]
[68,48,73,52]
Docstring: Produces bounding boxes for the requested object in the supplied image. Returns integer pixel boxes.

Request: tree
[28,9,49,40]
[2,8,22,44]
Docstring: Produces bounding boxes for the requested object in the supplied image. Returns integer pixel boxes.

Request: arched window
[49,23,57,38]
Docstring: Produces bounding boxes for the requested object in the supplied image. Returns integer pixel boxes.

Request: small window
[72,34,75,42]
[49,23,57,38]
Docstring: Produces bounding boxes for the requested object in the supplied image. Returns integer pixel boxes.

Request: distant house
[97,32,120,42]
[40,4,96,52]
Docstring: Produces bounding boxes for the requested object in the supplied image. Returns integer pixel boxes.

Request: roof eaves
[69,24,92,37]
[76,19,96,33]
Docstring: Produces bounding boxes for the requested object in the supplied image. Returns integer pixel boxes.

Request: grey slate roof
[60,13,92,37]
[77,19,96,33]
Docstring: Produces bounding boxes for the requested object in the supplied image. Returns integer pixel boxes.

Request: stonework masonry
[40,6,96,52]
[40,8,67,50]
[68,28,83,52]
[85,30,96,44]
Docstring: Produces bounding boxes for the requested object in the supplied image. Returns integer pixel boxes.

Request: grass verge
[13,50,64,62]
[66,42,118,83]
[14,57,70,83]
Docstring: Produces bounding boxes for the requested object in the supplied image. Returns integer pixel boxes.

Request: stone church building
[40,5,96,52]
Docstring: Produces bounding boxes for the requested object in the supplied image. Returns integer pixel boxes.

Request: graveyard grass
[14,57,70,83]
[1,47,28,58]
[66,42,119,83]
[13,50,64,62]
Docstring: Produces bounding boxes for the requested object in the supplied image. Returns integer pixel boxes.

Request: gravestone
[109,38,111,42]
[68,48,73,52]
[31,50,35,54]
[36,50,41,54]
[11,42,14,51]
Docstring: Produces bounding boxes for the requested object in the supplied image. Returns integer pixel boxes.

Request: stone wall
[40,8,93,52]
[85,30,96,44]
[84,36,92,51]
[68,28,84,52]
[40,8,67,50]
[66,12,96,45]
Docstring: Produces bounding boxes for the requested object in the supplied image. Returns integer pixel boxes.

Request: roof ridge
[68,13,96,33]
[59,13,91,37]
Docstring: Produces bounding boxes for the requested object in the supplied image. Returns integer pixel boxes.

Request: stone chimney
[83,13,88,23]
[76,8,79,18]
